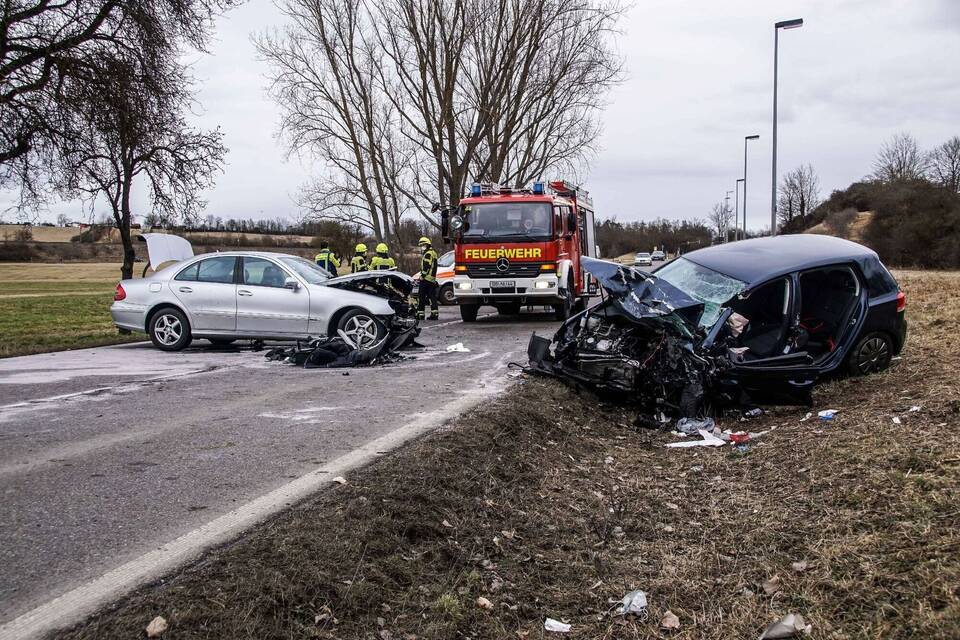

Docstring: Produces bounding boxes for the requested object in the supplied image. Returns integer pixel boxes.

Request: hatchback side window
[174,262,199,281]
[242,257,289,288]
[196,256,237,284]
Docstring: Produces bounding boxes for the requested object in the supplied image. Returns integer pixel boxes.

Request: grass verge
[54,271,960,638]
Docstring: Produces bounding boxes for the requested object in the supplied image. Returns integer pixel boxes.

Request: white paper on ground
[665,429,726,448]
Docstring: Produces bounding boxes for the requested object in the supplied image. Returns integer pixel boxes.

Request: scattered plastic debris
[613,589,648,617]
[799,412,813,422]
[744,407,764,418]
[817,409,838,420]
[665,429,726,448]
[729,431,751,444]
[446,342,471,353]
[791,560,809,573]
[476,596,493,610]
[759,613,812,639]
[660,610,681,630]
[146,616,168,638]
[762,575,781,595]
[332,476,347,485]
[544,617,572,633]
[909,405,921,412]
[676,417,715,435]
[892,416,902,424]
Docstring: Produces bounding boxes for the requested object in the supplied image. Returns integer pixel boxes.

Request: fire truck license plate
[490,280,515,288]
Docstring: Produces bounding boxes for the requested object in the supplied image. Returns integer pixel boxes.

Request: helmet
[418,236,431,246]
[355,243,367,253]
[376,242,389,254]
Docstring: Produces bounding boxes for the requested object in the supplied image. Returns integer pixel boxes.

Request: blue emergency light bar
[470,183,482,197]
[532,181,545,195]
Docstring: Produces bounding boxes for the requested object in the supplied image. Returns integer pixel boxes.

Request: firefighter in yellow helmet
[314,241,341,275]
[350,243,368,273]
[417,236,439,320]
[369,242,396,270]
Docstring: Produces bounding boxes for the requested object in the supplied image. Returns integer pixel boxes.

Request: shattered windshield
[280,256,332,283]
[461,202,552,240]
[653,258,746,327]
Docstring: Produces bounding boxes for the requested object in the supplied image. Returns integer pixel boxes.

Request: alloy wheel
[342,315,380,349]
[154,314,182,346]
[856,336,889,374]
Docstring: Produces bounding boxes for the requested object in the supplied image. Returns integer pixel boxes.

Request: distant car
[633,252,653,267]
[411,250,456,304]
[111,234,418,351]
[651,250,666,261]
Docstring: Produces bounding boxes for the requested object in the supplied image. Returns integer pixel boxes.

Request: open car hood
[137,233,194,271]
[324,270,415,297]
[582,257,703,332]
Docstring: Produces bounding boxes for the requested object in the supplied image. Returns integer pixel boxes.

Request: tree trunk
[118,166,135,281]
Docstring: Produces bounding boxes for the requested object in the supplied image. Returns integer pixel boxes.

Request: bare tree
[777,164,821,228]
[927,135,960,193]
[54,58,225,279]
[1,0,232,201]
[259,0,624,236]
[872,132,928,183]
[708,201,733,241]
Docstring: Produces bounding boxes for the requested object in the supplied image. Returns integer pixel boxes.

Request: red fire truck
[441,180,599,322]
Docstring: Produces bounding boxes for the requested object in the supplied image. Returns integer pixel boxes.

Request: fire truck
[441,180,599,322]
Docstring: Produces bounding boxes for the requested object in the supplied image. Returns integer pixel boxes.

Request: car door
[170,256,238,332]
[719,274,821,405]
[235,256,310,336]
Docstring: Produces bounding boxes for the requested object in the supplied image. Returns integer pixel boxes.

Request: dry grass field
[56,270,960,639]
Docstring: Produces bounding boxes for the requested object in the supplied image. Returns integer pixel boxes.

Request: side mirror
[441,209,450,241]
[566,210,577,235]
[283,277,301,290]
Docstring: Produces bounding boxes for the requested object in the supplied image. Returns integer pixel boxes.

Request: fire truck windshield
[461,202,553,241]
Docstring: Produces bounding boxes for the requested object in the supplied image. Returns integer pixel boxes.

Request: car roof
[680,235,879,287]
[190,250,303,260]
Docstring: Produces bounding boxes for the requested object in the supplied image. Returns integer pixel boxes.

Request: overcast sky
[17,0,960,230]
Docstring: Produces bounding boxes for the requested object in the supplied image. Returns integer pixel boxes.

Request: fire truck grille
[465,263,544,278]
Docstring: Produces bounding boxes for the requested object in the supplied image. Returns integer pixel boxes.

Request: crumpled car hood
[324,271,415,297]
[582,257,703,332]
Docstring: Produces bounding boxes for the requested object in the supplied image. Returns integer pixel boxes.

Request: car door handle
[238,289,253,296]
[178,286,193,293]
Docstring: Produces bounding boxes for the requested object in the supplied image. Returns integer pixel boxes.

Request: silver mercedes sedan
[111,235,418,351]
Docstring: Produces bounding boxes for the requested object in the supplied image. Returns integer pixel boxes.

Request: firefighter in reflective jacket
[314,242,340,275]
[350,243,368,273]
[417,237,439,320]
[369,243,396,270]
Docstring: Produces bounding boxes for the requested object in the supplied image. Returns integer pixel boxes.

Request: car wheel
[440,284,457,305]
[337,309,386,350]
[847,332,893,376]
[149,307,192,351]
[208,338,236,346]
[554,279,574,321]
[460,304,480,322]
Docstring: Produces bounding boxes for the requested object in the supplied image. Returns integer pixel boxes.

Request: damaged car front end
[528,258,740,419]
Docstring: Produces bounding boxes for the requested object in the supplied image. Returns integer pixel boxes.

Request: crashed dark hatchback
[528,235,907,416]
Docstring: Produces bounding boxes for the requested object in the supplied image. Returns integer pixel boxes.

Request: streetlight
[735,178,744,240]
[724,190,733,242]
[771,18,803,236]
[744,134,759,238]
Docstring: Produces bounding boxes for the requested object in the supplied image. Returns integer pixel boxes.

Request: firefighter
[417,236,439,320]
[314,241,340,275]
[369,242,396,270]
[350,243,368,273]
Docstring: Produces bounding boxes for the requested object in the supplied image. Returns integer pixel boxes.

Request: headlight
[534,280,555,289]
[456,281,473,290]
[449,215,465,232]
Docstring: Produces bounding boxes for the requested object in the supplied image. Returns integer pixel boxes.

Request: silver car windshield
[654,257,746,327]
[279,256,331,284]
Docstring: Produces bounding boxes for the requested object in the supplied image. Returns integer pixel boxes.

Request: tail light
[114,283,126,301]
[895,290,906,312]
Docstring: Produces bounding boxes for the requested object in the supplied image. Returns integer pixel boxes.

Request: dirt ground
[54,270,959,639]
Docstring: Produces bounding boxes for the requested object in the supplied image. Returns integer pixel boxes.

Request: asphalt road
[0,305,560,632]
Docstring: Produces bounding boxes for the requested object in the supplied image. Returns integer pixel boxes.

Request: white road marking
[0,352,516,640]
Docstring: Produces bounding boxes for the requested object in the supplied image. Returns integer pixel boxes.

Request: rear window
[862,257,899,297]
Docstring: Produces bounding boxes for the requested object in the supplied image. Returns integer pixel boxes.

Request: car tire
[460,304,480,322]
[208,338,236,346]
[554,278,574,321]
[336,309,386,350]
[846,331,893,376]
[440,284,457,305]
[149,307,192,351]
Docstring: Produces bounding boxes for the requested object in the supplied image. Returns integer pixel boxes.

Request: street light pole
[771,18,803,236]
[735,178,744,240]
[724,190,733,242]
[744,134,759,238]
